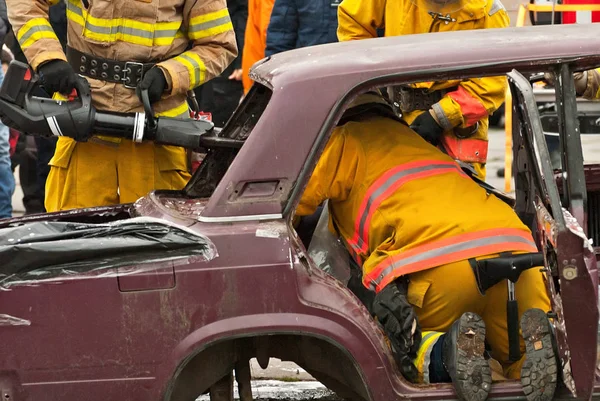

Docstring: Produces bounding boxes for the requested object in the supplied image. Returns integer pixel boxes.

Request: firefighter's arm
[6,0,66,71]
[431,3,509,129]
[296,128,358,217]
[581,69,600,100]
[337,0,386,41]
[157,0,238,95]
[432,75,507,130]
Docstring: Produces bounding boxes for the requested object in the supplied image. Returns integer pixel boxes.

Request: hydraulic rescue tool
[0,61,242,150]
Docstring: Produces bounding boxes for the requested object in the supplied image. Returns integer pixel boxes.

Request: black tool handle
[507,299,521,362]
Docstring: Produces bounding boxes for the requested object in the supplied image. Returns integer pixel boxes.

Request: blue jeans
[0,68,15,218]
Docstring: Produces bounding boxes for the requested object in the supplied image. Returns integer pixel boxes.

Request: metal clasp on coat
[428,11,457,24]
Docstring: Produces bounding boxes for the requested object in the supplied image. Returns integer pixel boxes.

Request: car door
[0,218,215,401]
[507,69,598,400]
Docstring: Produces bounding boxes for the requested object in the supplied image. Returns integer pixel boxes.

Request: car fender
[156,312,401,401]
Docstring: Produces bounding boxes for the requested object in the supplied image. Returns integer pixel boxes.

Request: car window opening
[291,67,595,390]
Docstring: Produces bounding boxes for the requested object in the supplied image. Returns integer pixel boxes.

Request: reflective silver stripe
[155,29,182,38]
[46,116,63,137]
[178,53,202,85]
[489,0,506,16]
[353,163,458,250]
[133,112,145,143]
[18,25,55,46]
[120,26,155,39]
[368,234,537,291]
[420,331,443,384]
[67,0,181,40]
[82,22,180,40]
[432,103,453,131]
[66,0,83,17]
[420,331,437,343]
[189,15,232,33]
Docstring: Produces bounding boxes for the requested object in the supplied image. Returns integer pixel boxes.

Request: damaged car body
[0,23,599,401]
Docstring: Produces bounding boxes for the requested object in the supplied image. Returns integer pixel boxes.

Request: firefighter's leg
[409,262,492,399]
[408,259,485,331]
[117,141,191,204]
[481,268,551,378]
[45,137,119,212]
[407,260,486,375]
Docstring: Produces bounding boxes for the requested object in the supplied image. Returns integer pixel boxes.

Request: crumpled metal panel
[0,216,217,289]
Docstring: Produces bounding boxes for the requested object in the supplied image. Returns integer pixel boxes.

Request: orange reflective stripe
[347,160,466,255]
[447,86,488,126]
[363,228,538,292]
[441,135,488,164]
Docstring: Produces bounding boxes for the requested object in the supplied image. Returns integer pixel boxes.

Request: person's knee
[517,269,551,310]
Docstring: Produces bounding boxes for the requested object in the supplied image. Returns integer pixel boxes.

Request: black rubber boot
[520,308,557,401]
[443,312,492,401]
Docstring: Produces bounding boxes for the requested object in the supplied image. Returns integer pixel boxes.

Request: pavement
[196,379,335,401]
[191,360,334,401]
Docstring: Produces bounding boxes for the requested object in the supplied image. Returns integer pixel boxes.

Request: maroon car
[0,23,599,401]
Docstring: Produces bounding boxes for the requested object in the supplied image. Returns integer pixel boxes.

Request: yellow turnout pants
[45,137,191,212]
[407,257,551,379]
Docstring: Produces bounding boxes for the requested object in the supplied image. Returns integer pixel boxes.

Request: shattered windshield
[184,84,272,198]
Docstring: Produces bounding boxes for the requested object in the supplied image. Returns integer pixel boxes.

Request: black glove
[137,67,167,104]
[372,279,422,383]
[410,111,444,146]
[38,60,77,95]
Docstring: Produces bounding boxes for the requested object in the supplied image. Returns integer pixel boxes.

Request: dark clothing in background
[49,0,67,52]
[0,0,8,49]
[195,0,247,128]
[5,0,66,213]
[226,0,248,73]
[265,0,340,57]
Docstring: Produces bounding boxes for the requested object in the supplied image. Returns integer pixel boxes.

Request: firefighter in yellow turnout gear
[337,0,510,179]
[296,94,556,401]
[570,68,600,100]
[7,0,237,211]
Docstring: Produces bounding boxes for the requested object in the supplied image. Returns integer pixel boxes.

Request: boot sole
[449,313,492,401]
[520,308,557,401]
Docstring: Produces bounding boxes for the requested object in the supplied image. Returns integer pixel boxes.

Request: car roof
[252,24,600,90]
[203,24,600,219]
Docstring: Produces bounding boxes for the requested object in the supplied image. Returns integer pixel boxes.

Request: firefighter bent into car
[337,0,510,180]
[296,93,557,401]
[6,0,237,212]
[571,68,600,99]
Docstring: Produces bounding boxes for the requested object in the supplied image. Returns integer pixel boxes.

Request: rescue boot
[520,308,557,401]
[443,312,492,401]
